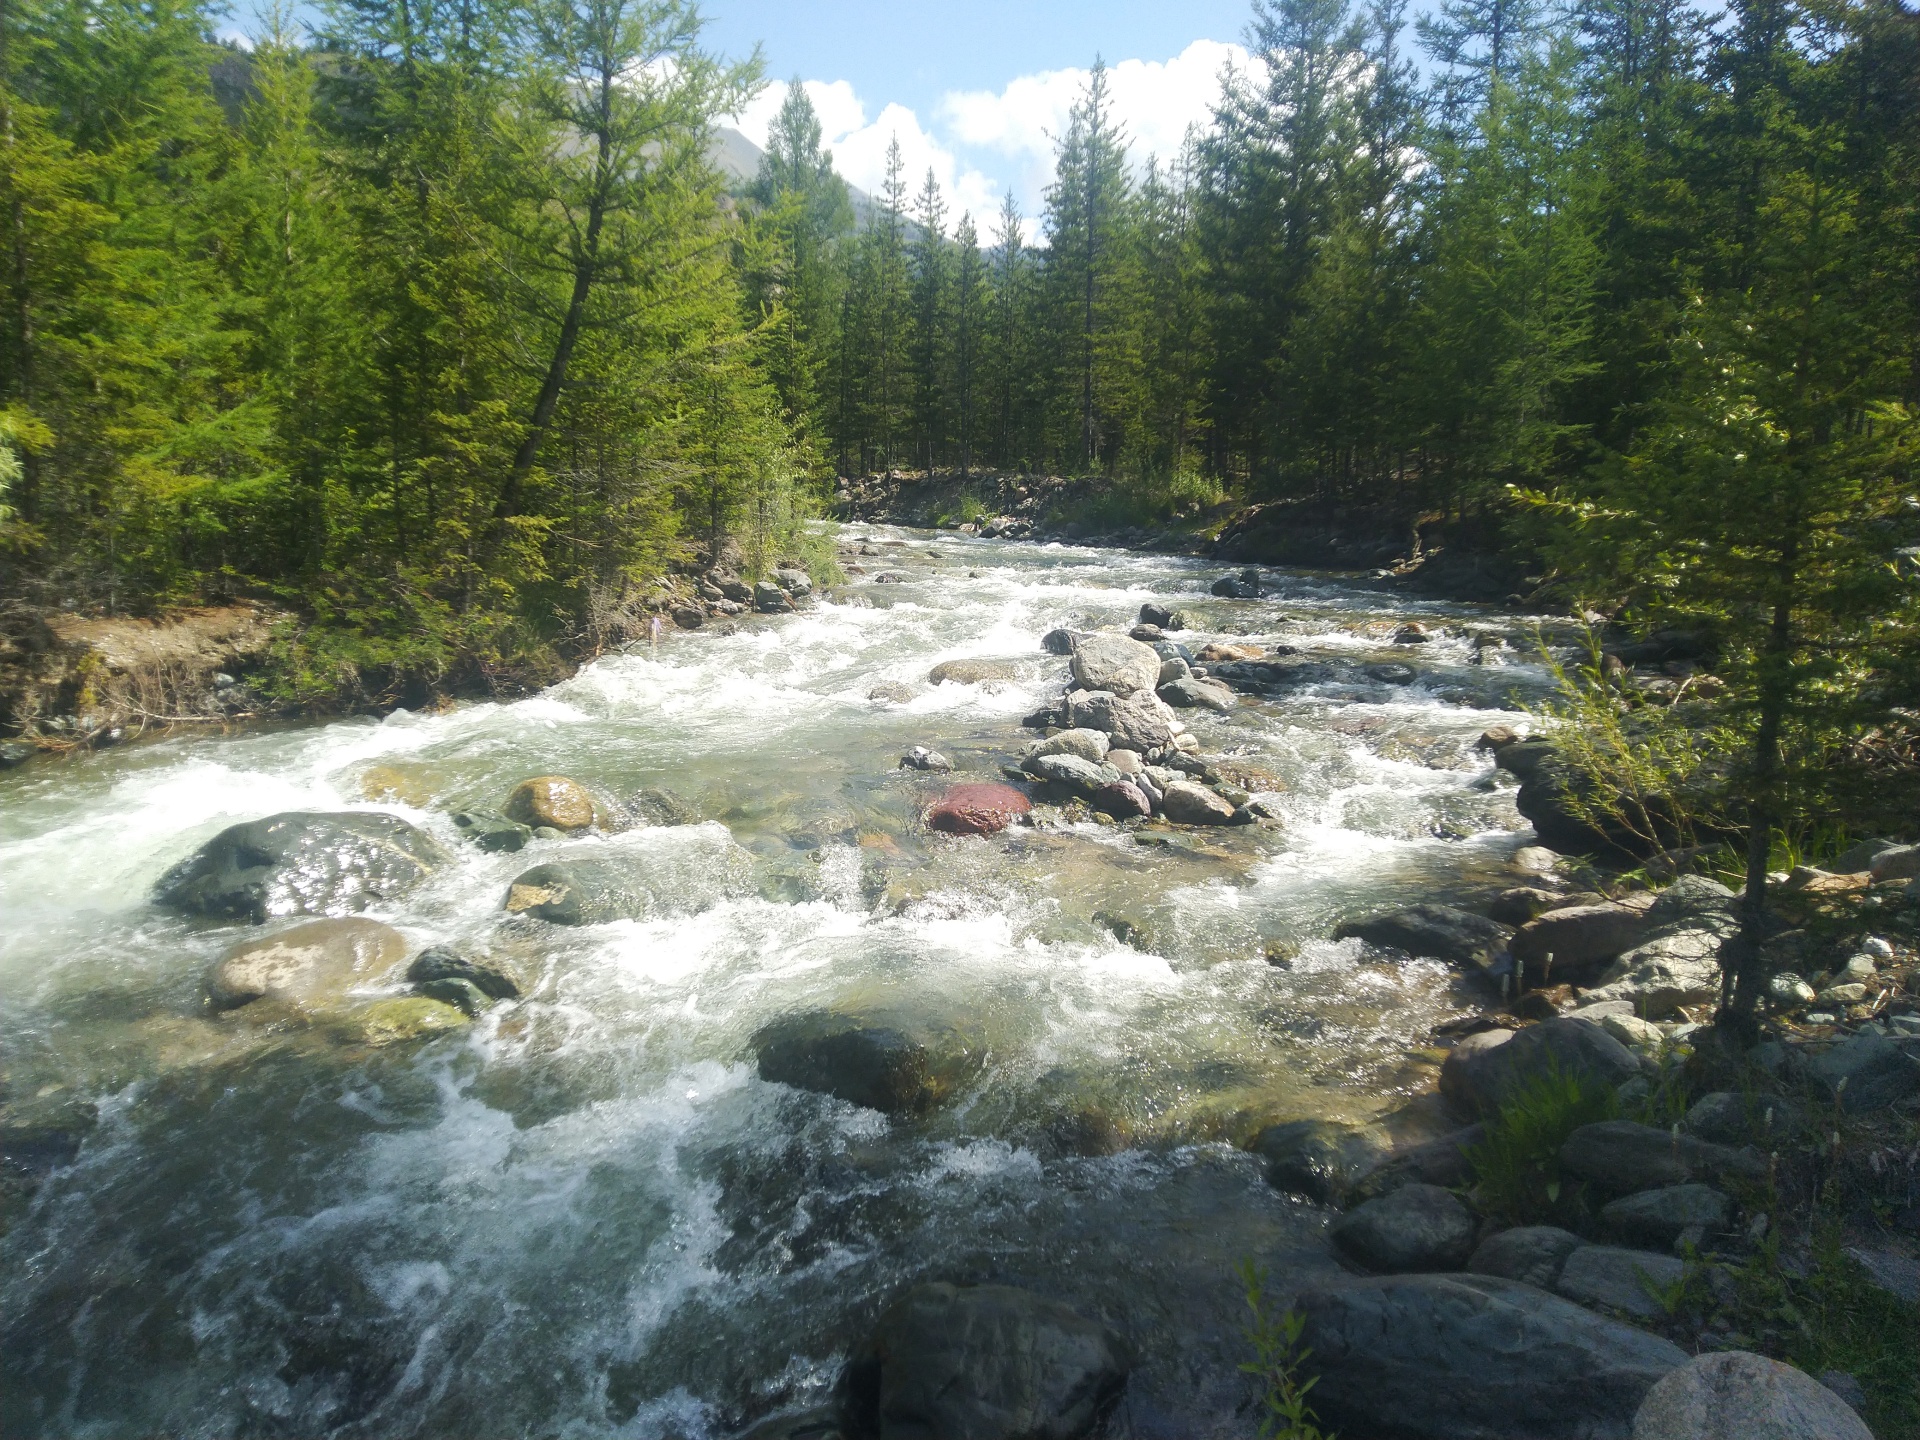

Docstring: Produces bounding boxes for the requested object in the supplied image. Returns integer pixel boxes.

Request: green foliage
[1238,1259,1335,1440]
[1465,1059,1620,1225]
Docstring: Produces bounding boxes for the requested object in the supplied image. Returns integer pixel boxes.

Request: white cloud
[728,38,1247,234]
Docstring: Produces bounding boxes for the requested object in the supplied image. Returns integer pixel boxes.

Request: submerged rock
[928,658,1020,686]
[1297,1273,1686,1440]
[504,775,599,832]
[838,1282,1127,1440]
[1251,1119,1381,1205]
[451,809,533,853]
[406,944,523,1000]
[501,831,754,924]
[357,995,469,1045]
[207,917,410,1014]
[899,746,952,772]
[1335,904,1510,967]
[753,1008,984,1115]
[925,782,1033,836]
[155,811,449,922]
[1632,1351,1873,1440]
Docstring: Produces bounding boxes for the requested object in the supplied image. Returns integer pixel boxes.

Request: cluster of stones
[670,565,814,629]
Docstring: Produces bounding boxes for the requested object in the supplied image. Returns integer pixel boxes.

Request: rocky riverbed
[2,526,1914,1440]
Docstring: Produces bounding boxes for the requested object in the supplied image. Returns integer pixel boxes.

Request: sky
[704,0,1261,225]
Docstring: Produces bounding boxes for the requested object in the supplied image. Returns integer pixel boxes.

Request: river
[0,526,1559,1438]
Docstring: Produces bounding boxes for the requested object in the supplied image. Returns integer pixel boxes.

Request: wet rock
[838,1282,1127,1440]
[671,604,705,629]
[450,808,533,853]
[1064,689,1179,753]
[1040,627,1082,656]
[1138,603,1187,631]
[1251,1119,1381,1205]
[1602,1185,1731,1248]
[0,739,36,769]
[755,581,793,612]
[899,746,952,772]
[1156,676,1236,713]
[1091,780,1151,820]
[1209,572,1260,599]
[414,976,491,1016]
[1470,1225,1584,1288]
[1069,632,1163,698]
[1297,1273,1686,1440]
[1330,1183,1478,1273]
[774,568,812,597]
[754,1009,983,1115]
[627,787,701,827]
[1195,642,1262,664]
[207,917,410,1013]
[502,835,753,925]
[1158,780,1237,826]
[1022,752,1120,798]
[1559,1121,1767,1195]
[1632,1351,1872,1440]
[926,782,1034,836]
[1026,728,1110,764]
[1556,1245,1686,1319]
[1347,1125,1485,1202]
[1367,662,1418,685]
[405,944,523,1000]
[154,811,449,922]
[1804,1032,1920,1113]
[928,658,1019,685]
[504,775,598,832]
[1440,1019,1643,1118]
[1393,623,1431,644]
[1130,624,1165,643]
[735,1406,846,1440]
[357,996,469,1046]
[1335,904,1510,967]
[1511,904,1653,982]
[1489,887,1566,926]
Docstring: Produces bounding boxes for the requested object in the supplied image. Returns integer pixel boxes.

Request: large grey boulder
[1560,1121,1767,1195]
[754,1008,984,1115]
[1335,905,1511,967]
[1511,904,1654,982]
[1347,1125,1485,1203]
[1159,780,1237,826]
[1069,632,1162,698]
[1026,728,1110,764]
[1601,1185,1731,1248]
[1440,1018,1643,1118]
[406,944,524,1000]
[1556,1245,1686,1319]
[154,811,449,922]
[1330,1183,1478,1273]
[1297,1273,1687,1440]
[1580,924,1731,1019]
[838,1282,1127,1440]
[1064,689,1179,753]
[1157,676,1236,713]
[1631,1351,1872,1440]
[1469,1225,1584,1289]
[1022,752,1122,798]
[1805,1032,1920,1113]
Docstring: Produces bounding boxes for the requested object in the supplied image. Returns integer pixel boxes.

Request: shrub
[1465,1060,1620,1226]
[1238,1259,1335,1440]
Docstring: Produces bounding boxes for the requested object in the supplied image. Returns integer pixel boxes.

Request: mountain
[707,125,878,226]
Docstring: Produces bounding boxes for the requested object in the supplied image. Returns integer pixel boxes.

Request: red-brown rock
[926,783,1032,836]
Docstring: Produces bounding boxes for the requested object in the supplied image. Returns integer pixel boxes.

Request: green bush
[1465,1061,1620,1226]
[1238,1259,1335,1440]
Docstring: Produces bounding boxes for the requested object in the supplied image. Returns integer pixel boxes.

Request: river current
[0,527,1560,1438]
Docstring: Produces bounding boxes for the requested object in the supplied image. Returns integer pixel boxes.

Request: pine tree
[952,211,985,477]
[908,166,948,471]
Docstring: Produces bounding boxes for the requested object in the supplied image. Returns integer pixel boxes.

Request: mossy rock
[356,997,469,1046]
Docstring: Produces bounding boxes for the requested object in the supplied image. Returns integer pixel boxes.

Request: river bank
[2,525,1914,1439]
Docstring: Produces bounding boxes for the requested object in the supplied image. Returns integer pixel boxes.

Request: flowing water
[0,528,1561,1439]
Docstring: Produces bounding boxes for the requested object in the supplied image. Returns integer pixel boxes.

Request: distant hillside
[708,125,877,226]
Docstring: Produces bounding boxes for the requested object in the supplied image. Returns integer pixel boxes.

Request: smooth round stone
[925,783,1033,836]
[1632,1351,1871,1440]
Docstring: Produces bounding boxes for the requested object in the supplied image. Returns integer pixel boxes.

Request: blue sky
[704,0,1264,222]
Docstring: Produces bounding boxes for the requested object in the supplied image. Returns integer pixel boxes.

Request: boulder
[1830,838,1897,875]
[1026,728,1110,764]
[1209,574,1259,599]
[1868,843,1920,883]
[1579,924,1731,1020]
[754,580,793,612]
[1489,887,1566,926]
[1195,642,1262,664]
[1040,628,1082,656]
[1601,1185,1731,1248]
[1069,632,1162,698]
[504,775,599,832]
[1330,1183,1479,1273]
[1631,1351,1872,1440]
[356,995,469,1045]
[1297,1273,1687,1440]
[1022,752,1121,798]
[838,1283,1127,1440]
[1469,1225,1584,1289]
[926,783,1033,836]
[754,1008,985,1115]
[1440,1019,1643,1118]
[501,835,753,925]
[1511,904,1654,982]
[1158,780,1237,826]
[1335,905,1510,967]
[1804,1032,1920,1113]
[1347,1125,1485,1203]
[1682,1091,1814,1147]
[670,604,705,629]
[900,746,953,773]
[1644,875,1738,925]
[1559,1121,1767,1195]
[207,917,410,1014]
[1090,780,1151,820]
[1137,603,1187,631]
[406,944,524,1000]
[450,809,533,853]
[154,811,449,923]
[414,975,491,1016]
[1064,689,1179,753]
[1156,676,1236,713]
[773,567,812,597]
[1251,1119,1381,1205]
[1556,1245,1687,1319]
